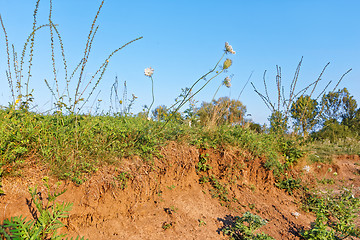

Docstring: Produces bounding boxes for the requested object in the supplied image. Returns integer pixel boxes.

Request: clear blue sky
[0,0,359,125]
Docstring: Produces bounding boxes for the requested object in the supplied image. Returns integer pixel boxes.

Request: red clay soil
[0,142,359,239]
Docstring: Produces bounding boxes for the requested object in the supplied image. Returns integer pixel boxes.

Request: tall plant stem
[147,76,155,118]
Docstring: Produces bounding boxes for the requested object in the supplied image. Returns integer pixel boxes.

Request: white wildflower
[303,165,311,173]
[144,67,154,77]
[333,172,338,176]
[292,212,300,218]
[223,77,231,88]
[225,42,236,54]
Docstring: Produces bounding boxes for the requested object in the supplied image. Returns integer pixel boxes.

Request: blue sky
[0,0,359,125]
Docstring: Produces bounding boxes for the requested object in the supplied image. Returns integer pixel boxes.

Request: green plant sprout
[0,177,86,239]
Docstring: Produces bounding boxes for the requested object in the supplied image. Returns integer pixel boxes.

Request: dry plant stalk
[42,0,142,113]
[1,0,48,108]
[251,57,352,135]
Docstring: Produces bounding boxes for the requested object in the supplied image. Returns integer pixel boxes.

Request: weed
[115,171,132,190]
[222,212,274,240]
[208,175,229,205]
[317,178,335,185]
[301,189,360,239]
[198,219,206,227]
[199,176,210,184]
[275,176,302,195]
[167,185,176,190]
[162,222,175,230]
[279,138,304,166]
[0,177,86,239]
[197,153,212,172]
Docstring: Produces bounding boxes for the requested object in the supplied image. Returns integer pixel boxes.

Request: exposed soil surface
[1,142,359,239]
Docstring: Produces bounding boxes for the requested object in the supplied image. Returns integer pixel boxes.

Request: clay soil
[1,142,359,239]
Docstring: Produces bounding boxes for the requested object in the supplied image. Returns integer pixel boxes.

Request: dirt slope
[1,143,359,239]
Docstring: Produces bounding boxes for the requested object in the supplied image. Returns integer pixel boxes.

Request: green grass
[0,107,287,183]
[305,138,360,163]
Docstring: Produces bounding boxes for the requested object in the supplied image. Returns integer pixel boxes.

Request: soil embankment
[1,143,359,239]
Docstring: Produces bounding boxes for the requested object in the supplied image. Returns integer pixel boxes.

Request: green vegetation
[0,177,86,240]
[275,176,302,195]
[222,212,274,240]
[1,0,360,239]
[301,189,360,239]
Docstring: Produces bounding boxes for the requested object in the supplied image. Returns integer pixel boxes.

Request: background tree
[320,88,357,124]
[290,95,319,136]
[312,88,359,141]
[342,108,360,132]
[197,97,246,127]
[268,111,288,135]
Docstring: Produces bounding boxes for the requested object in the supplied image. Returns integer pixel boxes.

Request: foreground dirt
[1,143,359,239]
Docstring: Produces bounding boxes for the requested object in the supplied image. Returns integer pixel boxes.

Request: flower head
[292,212,300,218]
[303,165,311,173]
[223,77,231,88]
[225,42,236,54]
[223,59,232,70]
[144,67,154,77]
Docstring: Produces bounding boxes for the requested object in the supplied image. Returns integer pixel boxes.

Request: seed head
[223,59,232,70]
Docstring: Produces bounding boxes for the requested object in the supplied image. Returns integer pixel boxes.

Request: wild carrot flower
[223,77,231,88]
[292,212,300,218]
[303,165,310,173]
[223,59,232,70]
[144,67,154,77]
[225,42,236,54]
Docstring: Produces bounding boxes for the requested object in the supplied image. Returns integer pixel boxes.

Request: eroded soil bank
[1,142,359,239]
